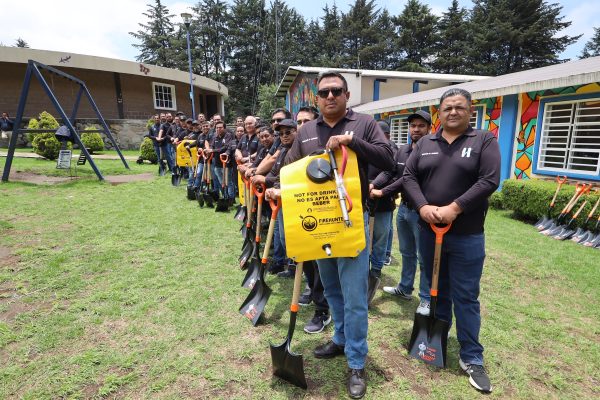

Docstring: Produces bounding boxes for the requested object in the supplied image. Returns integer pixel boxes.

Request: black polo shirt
[284,108,394,206]
[210,132,234,166]
[402,127,501,235]
[236,133,260,157]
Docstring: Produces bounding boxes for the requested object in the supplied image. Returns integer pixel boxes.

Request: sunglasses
[279,129,295,136]
[271,117,284,123]
[316,87,345,99]
[296,119,311,125]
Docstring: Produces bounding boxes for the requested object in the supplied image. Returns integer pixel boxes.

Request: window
[537,97,600,176]
[470,105,484,129]
[390,116,409,146]
[152,82,177,110]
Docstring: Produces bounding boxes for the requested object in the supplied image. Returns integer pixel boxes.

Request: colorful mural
[477,97,502,137]
[514,82,600,180]
[288,75,318,116]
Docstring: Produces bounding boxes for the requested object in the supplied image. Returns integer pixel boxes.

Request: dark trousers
[303,260,329,313]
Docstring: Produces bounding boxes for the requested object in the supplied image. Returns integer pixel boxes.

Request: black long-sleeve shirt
[402,127,501,234]
[284,108,394,206]
[209,132,234,166]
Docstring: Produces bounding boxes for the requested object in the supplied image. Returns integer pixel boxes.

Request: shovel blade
[534,216,549,230]
[554,227,575,240]
[234,205,246,222]
[408,313,449,368]
[270,339,307,389]
[216,199,230,212]
[239,279,272,326]
[538,219,557,232]
[239,240,255,270]
[241,258,261,289]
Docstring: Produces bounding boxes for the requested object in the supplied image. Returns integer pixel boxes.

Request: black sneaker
[277,269,295,278]
[304,312,332,334]
[459,359,493,393]
[298,287,312,306]
[267,263,284,275]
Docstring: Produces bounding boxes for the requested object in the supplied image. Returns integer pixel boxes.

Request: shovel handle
[254,183,266,242]
[549,175,567,208]
[429,223,451,297]
[290,262,304,313]
[587,193,600,219]
[261,205,281,263]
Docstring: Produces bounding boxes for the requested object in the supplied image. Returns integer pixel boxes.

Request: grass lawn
[0,171,598,399]
[1,154,154,178]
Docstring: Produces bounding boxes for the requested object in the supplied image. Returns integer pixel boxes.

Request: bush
[139,137,158,163]
[489,191,504,210]
[80,127,104,153]
[502,179,600,229]
[27,111,59,143]
[32,132,64,160]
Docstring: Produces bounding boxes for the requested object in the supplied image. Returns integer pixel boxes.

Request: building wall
[361,77,455,104]
[513,82,600,180]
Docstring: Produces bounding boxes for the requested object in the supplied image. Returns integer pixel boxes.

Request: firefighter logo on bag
[301,215,318,231]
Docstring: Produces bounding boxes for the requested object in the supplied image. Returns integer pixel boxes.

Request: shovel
[571,194,600,242]
[186,147,198,200]
[239,198,280,326]
[203,153,215,208]
[239,183,257,270]
[408,223,451,368]
[541,184,592,236]
[270,261,308,389]
[241,183,266,288]
[581,214,600,247]
[552,200,588,240]
[216,154,230,212]
[196,153,207,207]
[535,175,567,229]
[540,183,590,235]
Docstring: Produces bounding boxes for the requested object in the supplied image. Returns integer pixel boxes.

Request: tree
[190,0,230,81]
[129,0,179,68]
[315,4,343,67]
[256,84,285,121]
[432,0,471,74]
[14,38,29,48]
[393,0,438,72]
[468,0,580,75]
[340,0,382,69]
[581,27,600,58]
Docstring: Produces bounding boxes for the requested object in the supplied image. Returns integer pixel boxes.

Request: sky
[0,0,597,64]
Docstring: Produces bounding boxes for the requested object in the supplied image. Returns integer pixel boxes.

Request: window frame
[152,82,177,111]
[471,104,485,129]
[389,115,410,146]
[533,92,600,181]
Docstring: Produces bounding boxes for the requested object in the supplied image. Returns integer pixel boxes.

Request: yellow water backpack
[280,147,365,263]
[176,140,199,167]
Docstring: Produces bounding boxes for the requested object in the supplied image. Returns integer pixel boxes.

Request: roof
[353,56,600,115]
[275,65,489,97]
[0,46,228,96]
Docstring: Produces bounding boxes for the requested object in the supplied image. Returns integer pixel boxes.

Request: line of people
[146,71,499,399]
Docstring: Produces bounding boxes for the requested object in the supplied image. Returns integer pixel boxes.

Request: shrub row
[501,179,600,229]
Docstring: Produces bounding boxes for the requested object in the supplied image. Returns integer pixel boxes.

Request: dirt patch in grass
[7,171,75,185]
[104,173,155,185]
[0,246,20,269]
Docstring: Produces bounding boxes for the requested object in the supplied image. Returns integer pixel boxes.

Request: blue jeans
[159,145,174,171]
[226,166,236,199]
[317,212,369,370]
[419,228,486,365]
[193,163,204,188]
[385,213,393,259]
[370,210,393,276]
[272,208,286,267]
[212,165,226,198]
[397,203,429,302]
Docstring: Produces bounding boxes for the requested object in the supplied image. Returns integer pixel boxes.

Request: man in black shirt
[156,113,175,172]
[206,121,233,200]
[403,88,500,393]
[373,111,432,315]
[284,71,394,399]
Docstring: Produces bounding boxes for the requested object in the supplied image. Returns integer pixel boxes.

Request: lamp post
[181,12,196,118]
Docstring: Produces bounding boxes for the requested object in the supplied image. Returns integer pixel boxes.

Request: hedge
[80,127,104,153]
[31,132,71,160]
[139,137,158,163]
[502,179,600,229]
[27,111,59,144]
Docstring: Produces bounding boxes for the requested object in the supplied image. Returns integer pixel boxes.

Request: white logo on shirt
[421,152,439,156]
[344,130,354,136]
[462,147,472,158]
[301,137,318,144]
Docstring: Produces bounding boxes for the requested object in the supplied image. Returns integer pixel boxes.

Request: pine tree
[393,0,438,72]
[358,9,398,70]
[317,4,343,67]
[340,0,382,69]
[432,0,470,74]
[14,37,29,48]
[129,0,178,68]
[581,27,600,58]
[190,0,230,81]
[468,0,580,75]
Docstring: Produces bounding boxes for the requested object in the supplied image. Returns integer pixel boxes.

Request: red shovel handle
[556,175,567,184]
[430,222,451,243]
[253,182,266,198]
[429,222,451,297]
[220,153,229,166]
[269,197,282,219]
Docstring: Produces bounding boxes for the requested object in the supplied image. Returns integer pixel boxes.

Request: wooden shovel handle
[290,262,304,313]
[549,175,567,208]
[429,223,451,297]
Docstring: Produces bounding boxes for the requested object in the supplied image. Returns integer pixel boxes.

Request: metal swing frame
[2,59,130,182]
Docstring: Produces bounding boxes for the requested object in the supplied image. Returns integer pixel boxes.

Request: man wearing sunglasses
[284,71,394,399]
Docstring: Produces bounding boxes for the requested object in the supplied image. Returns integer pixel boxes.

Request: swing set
[2,59,130,182]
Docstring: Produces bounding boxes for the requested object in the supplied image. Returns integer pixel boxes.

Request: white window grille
[152,82,177,110]
[390,116,409,146]
[537,98,600,176]
[470,109,479,128]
